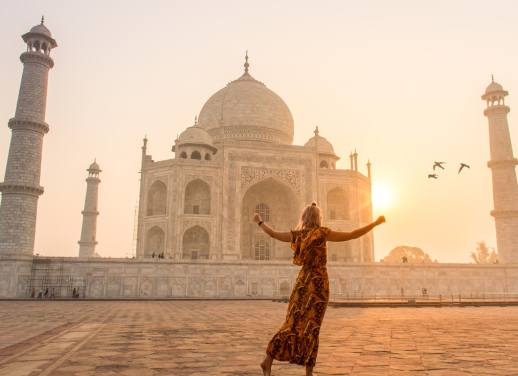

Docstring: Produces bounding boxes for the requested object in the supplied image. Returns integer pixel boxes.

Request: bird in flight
[428,174,438,179]
[433,161,446,170]
[458,163,470,174]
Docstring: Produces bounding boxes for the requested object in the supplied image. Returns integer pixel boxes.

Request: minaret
[482,77,518,263]
[136,136,148,258]
[78,160,102,257]
[0,19,57,256]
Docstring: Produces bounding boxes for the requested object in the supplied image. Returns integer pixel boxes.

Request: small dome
[485,81,504,94]
[30,23,52,37]
[177,125,214,147]
[304,128,336,155]
[88,160,101,172]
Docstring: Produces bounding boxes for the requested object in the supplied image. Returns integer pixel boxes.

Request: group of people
[151,252,166,259]
[30,287,81,298]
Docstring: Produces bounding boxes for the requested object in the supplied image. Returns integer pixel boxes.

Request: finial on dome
[314,126,319,136]
[491,74,494,83]
[41,15,44,25]
[244,50,249,73]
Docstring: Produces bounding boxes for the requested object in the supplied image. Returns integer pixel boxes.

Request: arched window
[255,203,270,222]
[182,226,209,259]
[184,179,210,214]
[191,151,201,160]
[147,180,167,216]
[180,151,187,159]
[144,226,165,258]
[254,238,270,260]
[327,187,348,220]
[205,153,211,160]
[320,160,329,168]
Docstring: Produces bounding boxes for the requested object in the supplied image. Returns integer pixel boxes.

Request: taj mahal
[1,20,518,299]
[136,52,373,264]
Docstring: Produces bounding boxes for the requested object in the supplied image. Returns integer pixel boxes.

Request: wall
[2,254,518,299]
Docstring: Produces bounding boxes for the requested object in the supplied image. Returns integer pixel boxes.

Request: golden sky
[1,0,517,262]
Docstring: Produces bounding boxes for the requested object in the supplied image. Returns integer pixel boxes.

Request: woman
[255,202,385,376]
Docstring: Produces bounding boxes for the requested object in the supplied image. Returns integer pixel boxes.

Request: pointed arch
[184,179,210,214]
[147,180,167,216]
[240,177,299,260]
[327,187,349,220]
[182,225,210,259]
[144,226,165,258]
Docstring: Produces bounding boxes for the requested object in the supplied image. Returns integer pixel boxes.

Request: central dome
[197,59,294,144]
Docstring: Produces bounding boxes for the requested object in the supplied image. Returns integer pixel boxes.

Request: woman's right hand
[375,215,386,225]
[253,213,262,224]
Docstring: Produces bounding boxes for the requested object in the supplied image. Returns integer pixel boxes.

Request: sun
[371,182,396,211]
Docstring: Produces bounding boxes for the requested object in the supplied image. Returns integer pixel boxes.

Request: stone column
[482,79,518,263]
[78,161,102,257]
[0,20,57,256]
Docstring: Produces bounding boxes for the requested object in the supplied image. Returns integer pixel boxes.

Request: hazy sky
[1,0,518,262]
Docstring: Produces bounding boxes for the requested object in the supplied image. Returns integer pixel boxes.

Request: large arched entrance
[240,177,299,260]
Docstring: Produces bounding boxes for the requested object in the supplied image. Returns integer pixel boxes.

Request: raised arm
[327,216,386,242]
[253,213,292,242]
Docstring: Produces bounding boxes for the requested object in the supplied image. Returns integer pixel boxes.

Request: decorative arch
[191,150,201,160]
[147,180,167,216]
[204,153,211,160]
[320,160,329,168]
[144,226,165,258]
[184,179,210,214]
[327,187,348,220]
[240,177,299,260]
[180,151,187,159]
[182,225,209,259]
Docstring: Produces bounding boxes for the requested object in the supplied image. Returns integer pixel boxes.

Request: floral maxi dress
[266,226,330,368]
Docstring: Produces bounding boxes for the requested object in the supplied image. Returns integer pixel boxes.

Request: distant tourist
[44,287,49,298]
[152,252,156,259]
[256,202,385,376]
[31,287,35,298]
[72,287,76,298]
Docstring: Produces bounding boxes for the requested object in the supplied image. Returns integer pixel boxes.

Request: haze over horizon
[1,0,518,262]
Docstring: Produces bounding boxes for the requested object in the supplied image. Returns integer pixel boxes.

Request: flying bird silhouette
[428,174,438,179]
[433,161,446,170]
[458,163,470,174]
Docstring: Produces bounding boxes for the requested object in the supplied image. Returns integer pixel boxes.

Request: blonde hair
[296,202,322,230]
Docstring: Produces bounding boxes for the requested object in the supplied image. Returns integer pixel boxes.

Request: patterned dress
[266,226,330,368]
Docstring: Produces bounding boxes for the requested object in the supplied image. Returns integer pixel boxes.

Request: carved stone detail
[241,166,302,194]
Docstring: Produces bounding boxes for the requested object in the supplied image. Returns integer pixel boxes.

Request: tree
[383,246,435,264]
[471,241,498,264]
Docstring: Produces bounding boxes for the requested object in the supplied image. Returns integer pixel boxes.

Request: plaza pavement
[0,301,517,376]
